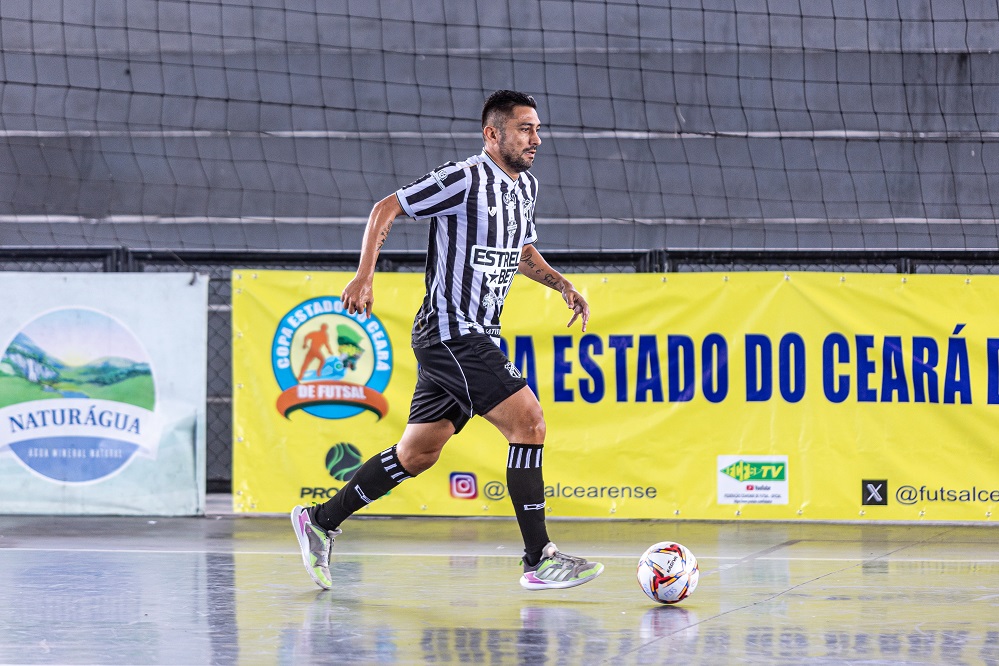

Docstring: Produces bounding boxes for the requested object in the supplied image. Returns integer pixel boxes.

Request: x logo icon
[862,479,888,505]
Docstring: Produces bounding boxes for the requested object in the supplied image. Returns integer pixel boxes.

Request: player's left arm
[518,243,589,331]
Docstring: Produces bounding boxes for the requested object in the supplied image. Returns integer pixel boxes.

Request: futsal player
[292,90,603,591]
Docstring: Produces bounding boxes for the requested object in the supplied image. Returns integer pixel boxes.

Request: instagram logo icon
[450,472,478,499]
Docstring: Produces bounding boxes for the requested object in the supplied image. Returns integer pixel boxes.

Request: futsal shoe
[520,542,604,590]
[291,505,341,590]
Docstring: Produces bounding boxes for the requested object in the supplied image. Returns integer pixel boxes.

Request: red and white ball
[637,541,699,604]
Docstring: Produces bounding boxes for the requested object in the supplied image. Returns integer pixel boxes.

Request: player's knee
[398,446,441,475]
[517,407,546,444]
[413,448,442,474]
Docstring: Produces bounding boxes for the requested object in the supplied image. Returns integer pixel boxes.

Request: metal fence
[4,246,999,491]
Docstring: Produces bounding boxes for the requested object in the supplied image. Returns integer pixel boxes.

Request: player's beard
[498,131,535,173]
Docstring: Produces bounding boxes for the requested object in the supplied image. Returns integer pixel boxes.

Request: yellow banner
[232,270,999,521]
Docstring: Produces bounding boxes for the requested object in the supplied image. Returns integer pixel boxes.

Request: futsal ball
[637,541,699,604]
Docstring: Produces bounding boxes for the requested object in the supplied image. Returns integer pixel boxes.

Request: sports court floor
[1,498,997,665]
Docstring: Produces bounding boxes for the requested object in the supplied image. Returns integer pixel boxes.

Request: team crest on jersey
[270,297,392,421]
[522,198,535,222]
[503,191,517,208]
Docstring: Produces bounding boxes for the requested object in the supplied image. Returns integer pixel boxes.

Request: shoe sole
[290,506,332,590]
[520,563,604,590]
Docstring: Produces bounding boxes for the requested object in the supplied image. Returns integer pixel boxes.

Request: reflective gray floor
[1,502,998,665]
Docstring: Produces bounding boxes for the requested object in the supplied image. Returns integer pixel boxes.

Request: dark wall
[3,0,999,251]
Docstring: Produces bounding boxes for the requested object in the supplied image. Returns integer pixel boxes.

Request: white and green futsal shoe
[291,505,341,590]
[520,542,604,590]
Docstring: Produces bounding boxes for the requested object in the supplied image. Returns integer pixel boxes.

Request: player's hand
[562,285,589,332]
[341,276,374,317]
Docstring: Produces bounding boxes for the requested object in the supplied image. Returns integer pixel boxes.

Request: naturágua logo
[0,308,158,483]
[272,297,392,420]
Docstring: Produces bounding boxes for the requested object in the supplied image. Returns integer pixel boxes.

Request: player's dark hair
[481,90,537,129]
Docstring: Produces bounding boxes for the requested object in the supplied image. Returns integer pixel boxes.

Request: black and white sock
[506,443,550,566]
[314,444,413,531]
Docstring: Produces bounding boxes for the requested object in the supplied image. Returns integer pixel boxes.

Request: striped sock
[314,444,413,531]
[506,443,550,565]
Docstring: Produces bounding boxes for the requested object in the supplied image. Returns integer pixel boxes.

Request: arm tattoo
[522,248,565,290]
[374,220,393,252]
[521,250,545,277]
[544,273,562,290]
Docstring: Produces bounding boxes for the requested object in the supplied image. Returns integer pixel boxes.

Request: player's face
[497,106,542,174]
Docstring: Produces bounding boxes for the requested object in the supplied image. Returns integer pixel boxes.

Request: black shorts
[408,333,528,434]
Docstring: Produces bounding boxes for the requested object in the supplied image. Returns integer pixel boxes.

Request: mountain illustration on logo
[1,333,153,407]
[0,308,157,483]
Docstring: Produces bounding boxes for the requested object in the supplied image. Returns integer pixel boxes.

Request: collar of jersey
[480,150,521,187]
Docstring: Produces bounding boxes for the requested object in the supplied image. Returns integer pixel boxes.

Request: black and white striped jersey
[395,150,539,348]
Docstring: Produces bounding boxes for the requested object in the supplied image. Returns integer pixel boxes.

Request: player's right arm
[341,193,405,317]
[343,162,467,316]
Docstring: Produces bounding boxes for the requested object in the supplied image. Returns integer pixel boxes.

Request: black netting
[3,1,999,253]
[6,0,999,489]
